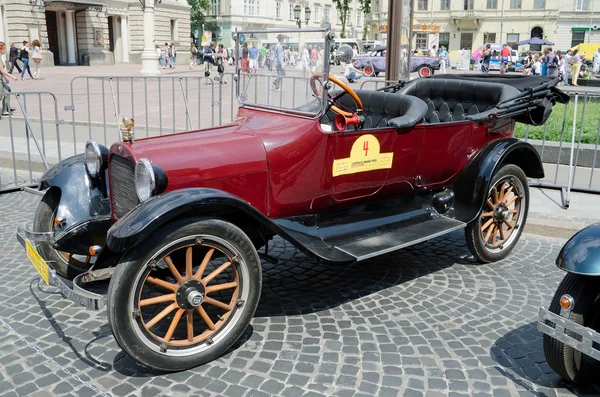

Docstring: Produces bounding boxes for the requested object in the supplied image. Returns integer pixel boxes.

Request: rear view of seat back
[398,78,520,123]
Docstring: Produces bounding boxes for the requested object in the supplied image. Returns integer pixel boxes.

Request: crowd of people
[520,47,599,87]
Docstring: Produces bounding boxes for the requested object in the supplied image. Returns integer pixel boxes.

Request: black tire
[374,72,380,77]
[33,189,90,279]
[543,273,600,384]
[465,164,529,263]
[417,66,433,77]
[106,218,261,371]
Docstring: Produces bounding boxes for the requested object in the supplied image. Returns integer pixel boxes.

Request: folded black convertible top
[426,74,554,91]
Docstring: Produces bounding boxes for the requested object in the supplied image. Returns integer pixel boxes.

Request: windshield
[234,28,332,117]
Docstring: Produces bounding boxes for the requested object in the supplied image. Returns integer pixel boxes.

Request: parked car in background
[538,224,600,384]
[351,46,440,77]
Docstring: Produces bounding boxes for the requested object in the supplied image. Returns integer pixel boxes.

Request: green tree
[359,0,371,41]
[188,0,211,34]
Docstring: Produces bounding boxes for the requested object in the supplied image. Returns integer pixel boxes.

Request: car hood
[113,123,267,190]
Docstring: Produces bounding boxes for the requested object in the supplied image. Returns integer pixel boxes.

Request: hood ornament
[119,115,135,143]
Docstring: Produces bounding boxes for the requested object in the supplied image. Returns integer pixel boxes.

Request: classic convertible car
[351,45,440,77]
[538,224,600,384]
[17,28,568,371]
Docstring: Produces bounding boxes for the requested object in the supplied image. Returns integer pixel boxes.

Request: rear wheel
[106,218,261,371]
[363,65,374,77]
[465,164,529,263]
[33,189,91,279]
[543,273,600,384]
[417,66,433,77]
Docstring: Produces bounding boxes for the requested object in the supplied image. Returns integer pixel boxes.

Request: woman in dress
[30,39,43,79]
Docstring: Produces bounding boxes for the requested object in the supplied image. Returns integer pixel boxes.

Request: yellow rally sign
[26,239,51,285]
[333,134,393,177]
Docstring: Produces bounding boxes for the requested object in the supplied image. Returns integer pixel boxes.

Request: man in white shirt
[593,48,600,75]
[344,60,364,83]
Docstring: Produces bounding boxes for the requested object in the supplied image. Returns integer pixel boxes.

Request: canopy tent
[569,43,599,57]
[516,37,554,46]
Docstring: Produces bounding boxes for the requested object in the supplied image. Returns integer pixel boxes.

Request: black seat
[398,78,520,123]
[332,90,428,129]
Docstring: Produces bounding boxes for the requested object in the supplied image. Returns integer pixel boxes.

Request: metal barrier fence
[1,75,600,208]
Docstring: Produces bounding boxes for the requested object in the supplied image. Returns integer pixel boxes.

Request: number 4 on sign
[363,140,369,156]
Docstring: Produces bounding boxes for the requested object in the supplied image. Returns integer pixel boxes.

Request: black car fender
[555,224,600,276]
[447,138,544,224]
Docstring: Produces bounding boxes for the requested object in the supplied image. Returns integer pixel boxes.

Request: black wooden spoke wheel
[543,273,600,384]
[107,218,261,371]
[466,164,529,263]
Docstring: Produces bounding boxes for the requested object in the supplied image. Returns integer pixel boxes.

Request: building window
[314,6,320,22]
[415,33,427,51]
[210,0,219,14]
[324,6,330,23]
[418,0,428,10]
[439,32,450,50]
[576,0,588,10]
[483,33,496,43]
[373,0,379,12]
[510,0,521,8]
[464,0,473,10]
[336,9,342,24]
[487,0,497,8]
[507,33,519,49]
[357,11,362,26]
[571,31,585,47]
[244,0,259,16]
[289,2,293,19]
[275,1,281,18]
[533,0,545,8]
[440,0,450,10]
[460,33,473,50]
[170,19,177,42]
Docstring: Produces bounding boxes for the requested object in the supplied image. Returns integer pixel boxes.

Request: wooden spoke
[503,185,514,202]
[194,248,215,280]
[504,220,516,230]
[187,310,194,342]
[206,281,238,294]
[202,261,232,285]
[492,225,498,245]
[146,276,178,292]
[493,188,499,204]
[486,199,495,210]
[481,218,494,232]
[505,195,519,206]
[482,211,494,218]
[186,247,193,280]
[196,306,216,330]
[145,302,178,329]
[139,293,176,307]
[164,256,185,285]
[508,209,518,214]
[484,223,495,243]
[204,296,232,311]
[164,309,184,342]
[499,225,506,241]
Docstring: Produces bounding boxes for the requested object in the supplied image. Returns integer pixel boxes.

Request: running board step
[335,217,466,261]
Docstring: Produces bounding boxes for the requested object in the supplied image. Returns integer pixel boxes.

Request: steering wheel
[310,73,363,118]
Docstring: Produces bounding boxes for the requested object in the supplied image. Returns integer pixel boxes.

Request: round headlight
[84,140,102,178]
[134,158,156,202]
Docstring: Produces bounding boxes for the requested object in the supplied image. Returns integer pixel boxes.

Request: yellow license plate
[26,239,51,285]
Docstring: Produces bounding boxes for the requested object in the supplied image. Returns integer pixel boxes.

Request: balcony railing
[450,10,477,18]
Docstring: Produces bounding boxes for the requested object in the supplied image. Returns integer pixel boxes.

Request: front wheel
[465,164,529,263]
[106,218,261,371]
[417,66,433,77]
[363,65,374,77]
[543,273,600,384]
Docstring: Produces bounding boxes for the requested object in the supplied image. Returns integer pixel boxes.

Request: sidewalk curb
[524,216,599,240]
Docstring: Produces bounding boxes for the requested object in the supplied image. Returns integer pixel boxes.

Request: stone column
[120,16,130,62]
[65,10,77,64]
[140,0,160,74]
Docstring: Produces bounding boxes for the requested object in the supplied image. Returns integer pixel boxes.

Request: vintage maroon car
[17,28,568,371]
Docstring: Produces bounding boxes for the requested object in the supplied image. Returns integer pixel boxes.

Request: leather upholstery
[398,78,520,123]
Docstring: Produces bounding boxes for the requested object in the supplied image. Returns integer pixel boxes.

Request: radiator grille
[109,155,139,219]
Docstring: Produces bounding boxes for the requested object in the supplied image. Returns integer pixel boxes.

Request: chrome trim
[17,223,54,243]
[84,140,102,178]
[537,306,600,361]
[559,294,575,317]
[134,158,156,202]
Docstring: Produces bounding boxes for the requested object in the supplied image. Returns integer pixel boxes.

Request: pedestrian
[8,42,21,74]
[19,41,34,80]
[170,43,177,68]
[163,43,171,69]
[532,57,542,76]
[203,41,216,79]
[0,42,18,118]
[343,60,364,83]
[563,49,572,85]
[310,46,318,72]
[190,43,199,69]
[523,51,533,75]
[301,44,310,78]
[217,44,227,83]
[430,44,437,57]
[249,42,258,73]
[593,47,600,75]
[267,45,274,71]
[499,44,511,74]
[556,50,565,82]
[438,45,448,74]
[30,39,43,79]
[545,47,559,78]
[481,44,491,74]
[156,44,163,68]
[571,49,581,87]
[271,34,285,91]
[258,44,266,68]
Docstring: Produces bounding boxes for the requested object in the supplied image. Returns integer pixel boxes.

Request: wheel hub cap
[494,205,510,222]
[176,280,206,309]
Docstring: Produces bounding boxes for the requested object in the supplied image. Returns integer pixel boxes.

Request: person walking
[163,43,171,69]
[19,41,34,80]
[481,44,491,74]
[30,39,43,79]
[217,44,227,83]
[169,43,177,68]
[0,42,18,118]
[523,51,533,75]
[301,44,310,78]
[203,41,216,79]
[563,49,572,85]
[271,34,285,91]
[571,49,581,87]
[8,42,21,74]
[499,44,511,74]
[241,43,249,73]
[544,47,559,78]
[593,47,600,76]
[438,45,447,74]
[258,45,266,68]
[249,42,258,73]
[189,43,199,69]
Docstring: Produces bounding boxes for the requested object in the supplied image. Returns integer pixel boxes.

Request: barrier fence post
[566,93,578,209]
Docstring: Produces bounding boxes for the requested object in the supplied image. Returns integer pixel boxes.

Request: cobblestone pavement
[1,191,599,397]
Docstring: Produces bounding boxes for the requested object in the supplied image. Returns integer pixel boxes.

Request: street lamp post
[293,3,311,28]
[499,0,505,44]
[139,0,161,75]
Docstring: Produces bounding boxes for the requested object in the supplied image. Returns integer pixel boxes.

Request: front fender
[556,224,600,275]
[40,154,110,230]
[448,138,544,224]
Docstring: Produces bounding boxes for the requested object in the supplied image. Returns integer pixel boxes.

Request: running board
[334,217,466,261]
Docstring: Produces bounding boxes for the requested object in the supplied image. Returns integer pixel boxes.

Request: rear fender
[556,225,600,275]
[447,138,543,224]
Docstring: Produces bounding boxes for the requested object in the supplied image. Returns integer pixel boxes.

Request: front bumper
[16,223,111,311]
[537,307,600,361]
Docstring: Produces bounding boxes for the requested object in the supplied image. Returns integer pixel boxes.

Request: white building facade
[204,0,366,48]
[0,0,191,66]
[554,0,598,50]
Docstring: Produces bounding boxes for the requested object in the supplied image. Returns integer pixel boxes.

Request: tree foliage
[187,0,211,32]
[332,0,350,38]
[359,0,372,40]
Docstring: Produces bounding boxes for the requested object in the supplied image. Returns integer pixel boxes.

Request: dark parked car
[17,27,567,372]
[351,46,440,77]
